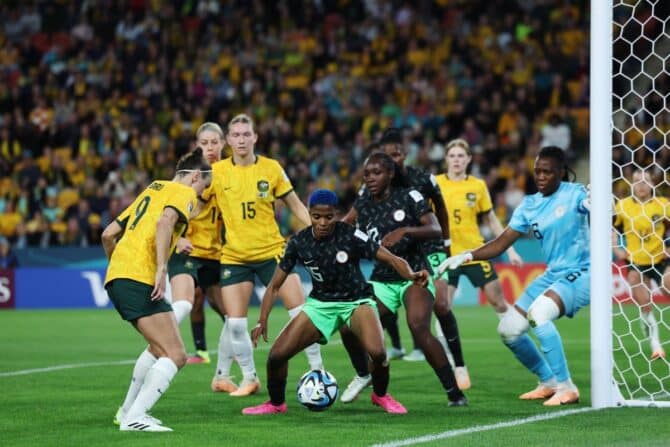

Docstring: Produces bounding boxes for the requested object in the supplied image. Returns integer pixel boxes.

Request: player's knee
[227,317,248,338]
[167,348,187,369]
[433,298,451,316]
[497,309,530,342]
[367,346,386,365]
[527,295,560,327]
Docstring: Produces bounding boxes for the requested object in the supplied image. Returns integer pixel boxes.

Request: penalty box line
[370,407,597,447]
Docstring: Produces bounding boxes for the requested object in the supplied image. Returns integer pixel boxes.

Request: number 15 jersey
[208,156,294,264]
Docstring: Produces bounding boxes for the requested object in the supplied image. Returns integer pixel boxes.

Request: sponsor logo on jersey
[257,180,270,198]
[393,209,406,222]
[336,251,349,263]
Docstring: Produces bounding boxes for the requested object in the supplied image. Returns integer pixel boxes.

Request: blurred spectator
[0,237,18,269]
[540,113,572,153]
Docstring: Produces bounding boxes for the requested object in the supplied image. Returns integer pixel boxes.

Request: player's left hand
[381,228,406,248]
[251,320,268,347]
[508,248,524,266]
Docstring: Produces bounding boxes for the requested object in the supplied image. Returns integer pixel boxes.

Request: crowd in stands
[0,0,593,249]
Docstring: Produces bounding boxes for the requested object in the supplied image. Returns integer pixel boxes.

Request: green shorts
[220,258,277,287]
[105,278,173,322]
[426,251,448,281]
[168,252,220,289]
[370,278,436,315]
[447,261,498,288]
[302,297,377,344]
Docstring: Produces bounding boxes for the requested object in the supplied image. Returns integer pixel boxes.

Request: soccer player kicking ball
[438,146,590,406]
[102,149,212,431]
[242,189,428,415]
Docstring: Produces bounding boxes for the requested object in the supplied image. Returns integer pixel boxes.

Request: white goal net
[607,0,670,407]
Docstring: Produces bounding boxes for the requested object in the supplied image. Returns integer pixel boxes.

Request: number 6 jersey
[105,180,197,286]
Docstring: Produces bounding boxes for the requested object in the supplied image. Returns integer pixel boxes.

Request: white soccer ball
[296,369,339,411]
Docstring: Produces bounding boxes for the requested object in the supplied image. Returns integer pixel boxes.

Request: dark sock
[268,377,287,405]
[439,310,465,366]
[341,328,370,376]
[435,364,464,401]
[370,361,389,396]
[380,313,402,350]
[192,321,206,351]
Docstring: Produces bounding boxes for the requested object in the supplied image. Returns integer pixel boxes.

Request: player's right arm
[152,207,180,301]
[253,266,290,346]
[101,220,123,260]
[376,246,429,287]
[482,209,523,266]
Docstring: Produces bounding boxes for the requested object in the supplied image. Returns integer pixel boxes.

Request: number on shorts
[129,196,151,230]
[428,253,441,267]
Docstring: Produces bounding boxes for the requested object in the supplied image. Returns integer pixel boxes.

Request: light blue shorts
[516,267,590,318]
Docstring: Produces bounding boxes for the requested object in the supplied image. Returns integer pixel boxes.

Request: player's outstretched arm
[340,207,358,225]
[376,246,429,287]
[282,191,312,229]
[483,209,523,266]
[101,220,123,260]
[253,267,290,346]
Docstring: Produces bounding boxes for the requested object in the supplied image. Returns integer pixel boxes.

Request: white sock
[120,349,157,414]
[227,317,256,380]
[557,377,576,391]
[496,305,512,320]
[642,310,661,349]
[172,300,193,325]
[215,317,235,378]
[125,357,178,423]
[288,306,324,370]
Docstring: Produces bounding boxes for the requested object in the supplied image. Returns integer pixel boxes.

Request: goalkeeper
[438,146,590,406]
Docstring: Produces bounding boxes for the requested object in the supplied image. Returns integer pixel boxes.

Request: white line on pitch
[370,407,597,447]
[0,340,342,378]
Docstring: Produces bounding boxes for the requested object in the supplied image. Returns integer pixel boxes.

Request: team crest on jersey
[393,209,406,221]
[222,269,232,279]
[466,192,476,207]
[257,180,270,198]
[336,250,349,263]
[185,260,194,269]
[555,205,565,217]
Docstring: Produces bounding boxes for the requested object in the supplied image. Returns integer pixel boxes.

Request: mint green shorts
[302,297,377,344]
[370,278,436,315]
[426,251,448,281]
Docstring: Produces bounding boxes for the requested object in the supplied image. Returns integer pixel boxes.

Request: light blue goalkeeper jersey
[509,182,590,273]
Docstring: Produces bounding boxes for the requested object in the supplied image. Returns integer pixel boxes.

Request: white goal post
[592,0,670,408]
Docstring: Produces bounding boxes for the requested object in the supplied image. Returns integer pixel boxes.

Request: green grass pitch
[1,306,669,446]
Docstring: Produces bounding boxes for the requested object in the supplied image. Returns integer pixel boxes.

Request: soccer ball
[296,369,339,411]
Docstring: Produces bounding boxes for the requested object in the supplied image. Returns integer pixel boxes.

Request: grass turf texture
[1,306,668,446]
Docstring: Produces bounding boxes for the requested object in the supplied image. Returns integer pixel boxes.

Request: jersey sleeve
[351,227,380,260]
[613,199,623,227]
[508,198,530,233]
[273,160,294,198]
[408,189,431,218]
[166,187,196,223]
[575,183,589,214]
[278,236,298,272]
[478,180,493,214]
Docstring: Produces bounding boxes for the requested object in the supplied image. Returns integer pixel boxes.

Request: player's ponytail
[538,146,575,182]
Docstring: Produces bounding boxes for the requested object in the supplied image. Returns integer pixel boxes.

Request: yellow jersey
[105,180,197,286]
[614,196,670,265]
[186,185,223,260]
[435,174,492,265]
[208,155,293,264]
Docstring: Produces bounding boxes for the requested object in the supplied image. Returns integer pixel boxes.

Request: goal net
[595,0,670,407]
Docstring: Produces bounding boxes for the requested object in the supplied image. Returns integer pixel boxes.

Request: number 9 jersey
[105,180,197,286]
